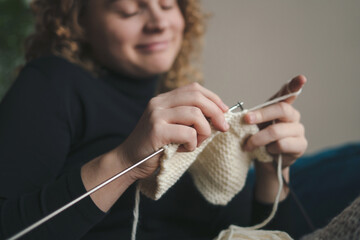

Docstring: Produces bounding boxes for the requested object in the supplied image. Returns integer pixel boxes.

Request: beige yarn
[214,153,292,240]
[138,111,273,205]
[132,90,303,240]
[216,225,292,240]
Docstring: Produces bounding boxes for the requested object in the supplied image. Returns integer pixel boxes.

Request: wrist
[254,161,290,203]
[107,145,139,184]
[80,148,137,212]
[82,147,136,191]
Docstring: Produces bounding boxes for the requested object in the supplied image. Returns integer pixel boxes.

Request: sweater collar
[101,69,160,104]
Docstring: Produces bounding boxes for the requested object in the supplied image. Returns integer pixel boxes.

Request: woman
[0,0,307,239]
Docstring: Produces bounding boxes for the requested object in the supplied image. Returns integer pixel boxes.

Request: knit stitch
[139,111,273,205]
[215,225,292,240]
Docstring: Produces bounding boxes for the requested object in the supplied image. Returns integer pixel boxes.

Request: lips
[136,40,170,52]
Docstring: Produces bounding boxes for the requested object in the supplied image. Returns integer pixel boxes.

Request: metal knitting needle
[7,148,164,240]
[228,89,302,113]
[229,101,244,112]
[8,102,249,240]
[8,91,301,239]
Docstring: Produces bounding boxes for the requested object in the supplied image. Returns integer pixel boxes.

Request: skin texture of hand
[81,78,307,211]
[81,83,229,212]
[243,75,308,203]
[120,82,229,181]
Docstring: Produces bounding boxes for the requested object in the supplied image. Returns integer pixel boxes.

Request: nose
[144,7,169,33]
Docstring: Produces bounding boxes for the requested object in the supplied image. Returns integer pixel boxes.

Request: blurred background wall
[201,0,360,153]
[0,0,359,154]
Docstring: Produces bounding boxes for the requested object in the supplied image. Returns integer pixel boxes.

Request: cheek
[106,20,133,48]
[169,13,185,59]
[103,20,141,59]
[173,13,185,40]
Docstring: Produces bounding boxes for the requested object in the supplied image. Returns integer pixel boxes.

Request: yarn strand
[247,89,301,113]
[132,88,302,240]
[214,156,289,239]
[131,186,141,240]
[248,154,283,230]
[214,88,303,240]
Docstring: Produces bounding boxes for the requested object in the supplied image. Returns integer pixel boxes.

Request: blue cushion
[290,142,360,237]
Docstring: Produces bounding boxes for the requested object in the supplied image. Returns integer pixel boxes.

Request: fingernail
[247,113,256,123]
[221,102,229,112]
[223,120,230,130]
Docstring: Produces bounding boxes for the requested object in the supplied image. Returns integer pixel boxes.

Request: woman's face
[83,0,185,78]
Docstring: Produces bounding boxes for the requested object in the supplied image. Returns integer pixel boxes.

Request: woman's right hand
[118,82,229,181]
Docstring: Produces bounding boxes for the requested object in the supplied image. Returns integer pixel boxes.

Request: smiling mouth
[136,40,170,52]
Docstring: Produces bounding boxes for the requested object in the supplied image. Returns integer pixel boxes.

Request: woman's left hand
[242,75,308,202]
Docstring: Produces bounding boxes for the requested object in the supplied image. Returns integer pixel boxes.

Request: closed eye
[160,0,176,10]
[120,11,140,18]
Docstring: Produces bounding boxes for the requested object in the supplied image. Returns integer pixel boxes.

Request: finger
[266,137,308,160]
[183,82,229,112]
[244,102,300,125]
[243,123,305,151]
[269,75,307,104]
[160,91,229,132]
[161,106,212,146]
[162,124,198,152]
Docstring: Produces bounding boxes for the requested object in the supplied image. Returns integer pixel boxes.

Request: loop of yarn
[214,154,293,240]
[131,187,141,240]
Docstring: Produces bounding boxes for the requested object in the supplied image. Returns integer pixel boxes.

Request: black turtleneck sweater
[0,56,290,239]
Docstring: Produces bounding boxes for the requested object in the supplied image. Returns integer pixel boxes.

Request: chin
[141,58,175,75]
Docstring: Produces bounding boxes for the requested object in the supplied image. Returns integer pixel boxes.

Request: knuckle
[148,98,158,109]
[190,107,202,117]
[180,127,196,141]
[267,125,279,140]
[149,109,161,124]
[185,128,197,150]
[189,82,201,90]
[192,92,203,102]
[277,139,287,152]
[278,102,291,116]
[149,124,164,147]
[203,125,212,137]
[189,127,197,139]
[204,133,211,139]
[151,122,163,134]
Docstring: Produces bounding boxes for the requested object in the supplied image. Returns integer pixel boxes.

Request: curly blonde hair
[25,0,206,92]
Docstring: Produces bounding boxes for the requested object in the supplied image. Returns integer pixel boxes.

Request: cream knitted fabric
[138,111,272,205]
[215,225,292,240]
